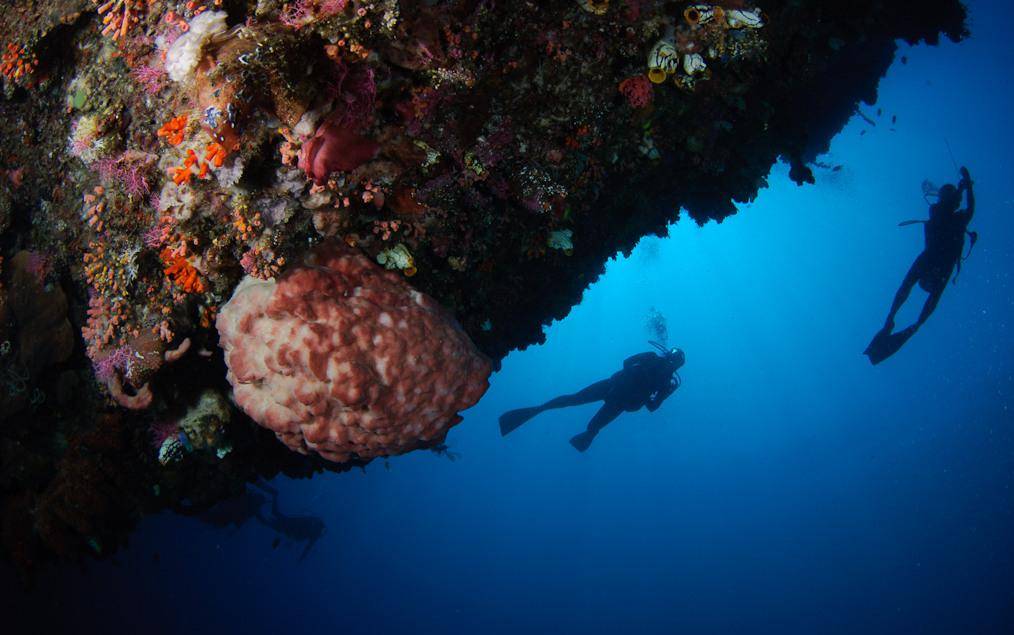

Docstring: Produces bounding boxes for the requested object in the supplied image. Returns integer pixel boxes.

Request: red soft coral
[298,114,379,185]
[619,75,653,109]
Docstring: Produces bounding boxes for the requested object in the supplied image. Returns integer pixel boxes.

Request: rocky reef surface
[0,0,966,575]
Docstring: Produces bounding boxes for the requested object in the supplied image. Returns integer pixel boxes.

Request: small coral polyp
[217,244,491,463]
[161,248,206,294]
[157,115,188,146]
[577,0,610,15]
[94,0,146,40]
[1,42,38,84]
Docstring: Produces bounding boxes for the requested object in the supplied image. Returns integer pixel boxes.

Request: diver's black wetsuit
[865,168,975,364]
[499,349,683,452]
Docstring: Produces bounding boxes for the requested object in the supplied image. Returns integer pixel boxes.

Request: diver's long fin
[864,326,917,365]
[498,407,542,436]
[569,431,595,453]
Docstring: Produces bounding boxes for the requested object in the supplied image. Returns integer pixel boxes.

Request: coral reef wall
[0,0,966,573]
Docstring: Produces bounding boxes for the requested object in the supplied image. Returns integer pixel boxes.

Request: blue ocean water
[9,1,1014,632]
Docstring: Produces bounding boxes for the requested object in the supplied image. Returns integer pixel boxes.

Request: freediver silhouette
[499,342,684,452]
[865,166,977,364]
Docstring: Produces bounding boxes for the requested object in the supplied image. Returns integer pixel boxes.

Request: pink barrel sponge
[216,245,491,462]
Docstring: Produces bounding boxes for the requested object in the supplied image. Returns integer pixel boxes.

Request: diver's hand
[960,166,972,186]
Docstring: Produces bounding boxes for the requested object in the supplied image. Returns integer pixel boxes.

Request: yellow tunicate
[577,0,609,15]
[684,5,723,27]
[647,38,680,80]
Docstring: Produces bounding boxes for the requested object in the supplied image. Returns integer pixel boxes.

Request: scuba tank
[901,177,979,284]
[897,220,978,284]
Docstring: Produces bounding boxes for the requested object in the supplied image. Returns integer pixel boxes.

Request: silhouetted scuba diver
[865,166,977,364]
[256,497,326,561]
[182,481,277,534]
[499,342,684,452]
[189,490,270,534]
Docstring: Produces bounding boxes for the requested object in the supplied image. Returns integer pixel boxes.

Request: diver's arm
[646,378,677,412]
[960,166,975,219]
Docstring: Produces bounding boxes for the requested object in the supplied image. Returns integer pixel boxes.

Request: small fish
[855,109,877,127]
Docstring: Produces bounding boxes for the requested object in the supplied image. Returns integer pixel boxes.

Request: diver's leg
[299,536,318,562]
[916,283,945,327]
[885,256,924,329]
[569,402,624,452]
[500,379,613,436]
[537,379,612,410]
[866,255,933,363]
[251,480,279,497]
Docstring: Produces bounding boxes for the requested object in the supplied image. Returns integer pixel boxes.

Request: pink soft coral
[330,62,375,128]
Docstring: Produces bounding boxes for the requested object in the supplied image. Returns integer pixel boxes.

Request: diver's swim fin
[569,431,595,453]
[864,326,917,365]
[498,407,542,436]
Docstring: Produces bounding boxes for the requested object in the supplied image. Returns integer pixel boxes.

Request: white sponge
[165,11,229,83]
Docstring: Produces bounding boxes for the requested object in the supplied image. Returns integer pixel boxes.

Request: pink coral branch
[164,337,191,363]
[132,65,166,95]
[107,374,154,410]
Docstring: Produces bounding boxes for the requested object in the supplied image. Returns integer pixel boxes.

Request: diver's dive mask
[925,180,960,209]
[649,341,685,368]
[937,184,961,209]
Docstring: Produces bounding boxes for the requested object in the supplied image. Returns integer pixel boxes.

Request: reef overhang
[0,0,967,573]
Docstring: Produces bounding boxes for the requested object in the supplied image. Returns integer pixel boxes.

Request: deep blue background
[5,1,1014,632]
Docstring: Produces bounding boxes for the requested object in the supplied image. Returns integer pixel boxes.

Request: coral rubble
[0,0,967,572]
